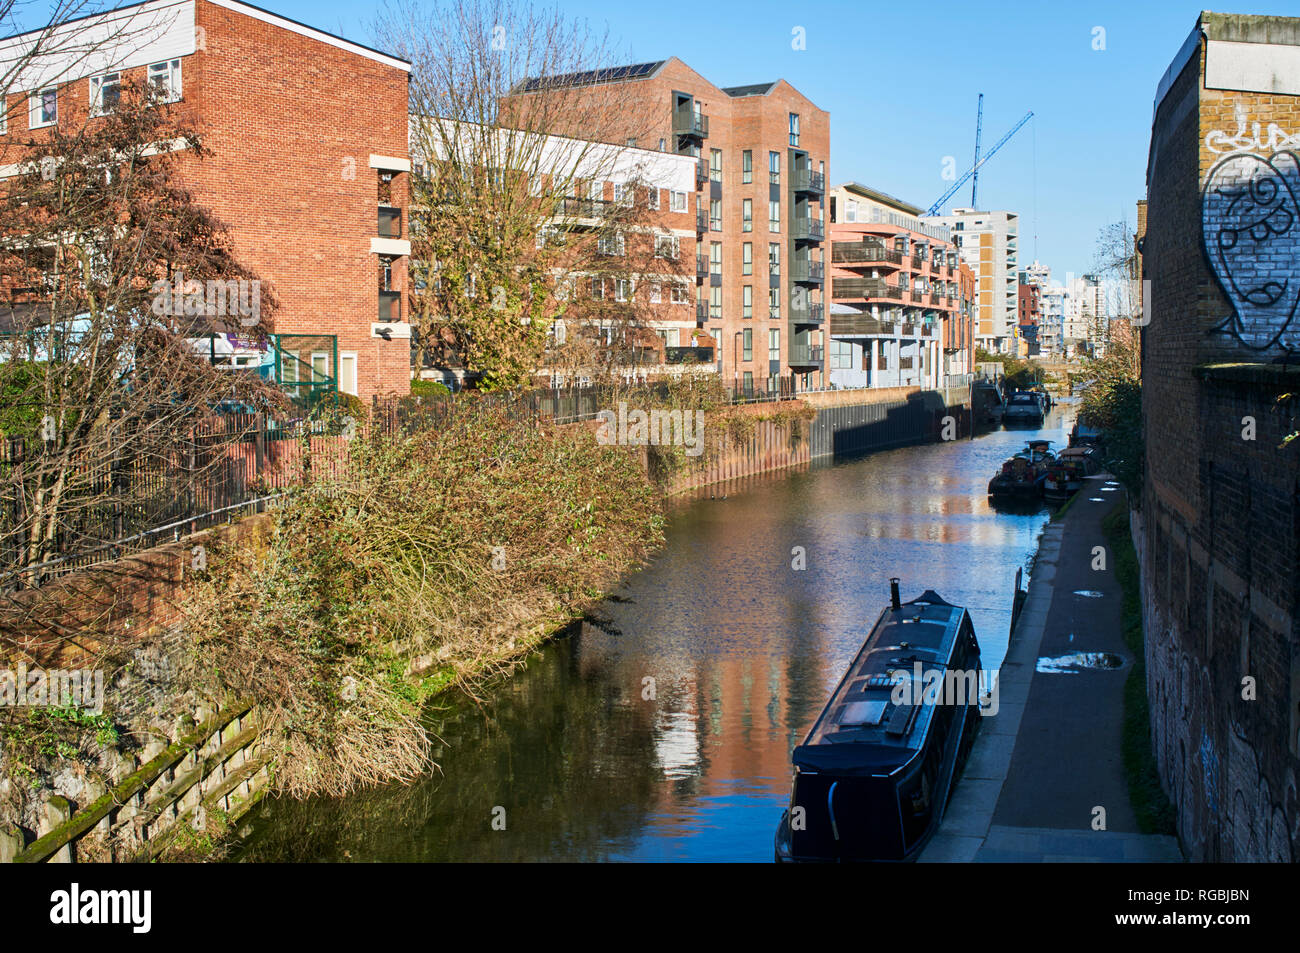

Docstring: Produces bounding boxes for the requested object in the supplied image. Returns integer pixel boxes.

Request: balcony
[791,168,825,195]
[790,259,824,284]
[832,277,902,300]
[556,196,613,223]
[696,254,708,279]
[829,314,900,336]
[832,242,903,267]
[791,217,824,243]
[696,159,707,189]
[672,109,709,139]
[378,206,402,239]
[788,344,824,368]
[378,290,401,321]
[910,254,925,269]
[696,209,706,234]
[666,346,714,364]
[696,302,708,322]
[789,302,824,325]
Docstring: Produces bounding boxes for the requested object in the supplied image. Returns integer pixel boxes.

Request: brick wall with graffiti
[1141,12,1300,862]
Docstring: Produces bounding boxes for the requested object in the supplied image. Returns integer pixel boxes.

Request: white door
[339,353,358,396]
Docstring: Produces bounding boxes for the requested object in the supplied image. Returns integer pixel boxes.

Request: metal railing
[832,278,902,300]
[790,260,825,283]
[791,218,825,242]
[832,242,904,266]
[792,169,825,193]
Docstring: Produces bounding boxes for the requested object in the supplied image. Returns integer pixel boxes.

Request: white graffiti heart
[1202,150,1300,350]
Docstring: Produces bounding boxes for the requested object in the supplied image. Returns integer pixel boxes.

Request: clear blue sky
[26,0,1300,277]
[294,0,1297,279]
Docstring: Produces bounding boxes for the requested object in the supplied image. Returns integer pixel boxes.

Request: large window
[148,59,182,102]
[769,286,781,319]
[742,150,752,184]
[29,88,56,128]
[769,150,780,184]
[743,285,752,319]
[655,234,680,258]
[789,112,800,146]
[89,72,121,115]
[769,243,780,275]
[831,339,854,369]
[710,286,722,319]
[769,201,780,232]
[742,242,752,276]
[742,328,753,361]
[710,148,722,182]
[710,198,722,231]
[669,190,687,212]
[769,329,781,361]
[742,198,752,233]
[710,241,722,275]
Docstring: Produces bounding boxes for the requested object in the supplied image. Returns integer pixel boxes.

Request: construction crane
[926,107,1034,216]
[970,93,984,207]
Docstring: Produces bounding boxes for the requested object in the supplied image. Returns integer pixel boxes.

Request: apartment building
[923,207,1020,355]
[1019,260,1063,356]
[1017,282,1041,355]
[1064,273,1104,358]
[408,120,703,385]
[0,0,413,401]
[507,57,830,393]
[826,183,970,389]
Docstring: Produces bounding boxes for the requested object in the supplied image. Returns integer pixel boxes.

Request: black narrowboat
[775,582,983,862]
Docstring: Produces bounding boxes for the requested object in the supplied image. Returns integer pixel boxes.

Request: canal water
[235,406,1074,862]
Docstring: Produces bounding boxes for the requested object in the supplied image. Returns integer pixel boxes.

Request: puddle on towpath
[1036,652,1126,674]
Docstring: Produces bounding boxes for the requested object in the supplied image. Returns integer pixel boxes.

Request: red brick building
[826,182,971,388]
[1017,282,1041,354]
[0,0,413,401]
[508,58,830,394]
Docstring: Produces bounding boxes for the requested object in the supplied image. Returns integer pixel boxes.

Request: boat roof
[794,590,970,775]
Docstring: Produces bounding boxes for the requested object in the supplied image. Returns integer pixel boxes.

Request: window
[789,112,800,146]
[831,339,853,369]
[311,352,330,383]
[710,287,722,318]
[670,282,689,304]
[281,350,300,386]
[769,200,780,232]
[742,198,752,233]
[148,59,182,102]
[769,243,780,275]
[649,281,663,304]
[710,148,722,182]
[598,231,625,256]
[742,243,752,276]
[845,199,858,223]
[769,329,780,361]
[378,255,396,290]
[769,286,781,319]
[626,137,636,147]
[658,137,666,151]
[655,234,679,258]
[647,187,660,211]
[710,242,722,275]
[742,328,753,361]
[89,72,120,115]
[614,278,630,302]
[743,371,753,390]
[588,180,603,201]
[669,190,687,212]
[743,285,752,319]
[590,277,604,300]
[742,150,752,184]
[769,151,780,184]
[29,87,56,128]
[710,198,722,231]
[612,182,633,206]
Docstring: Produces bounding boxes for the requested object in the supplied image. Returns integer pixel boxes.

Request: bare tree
[376,0,679,390]
[0,81,282,586]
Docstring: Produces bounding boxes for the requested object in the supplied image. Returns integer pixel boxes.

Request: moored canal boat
[774,582,983,862]
[987,440,1055,497]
